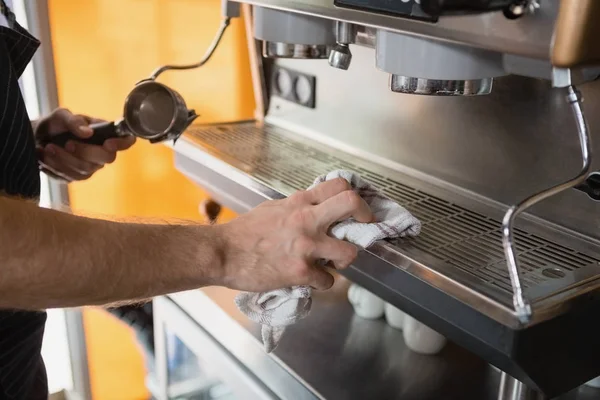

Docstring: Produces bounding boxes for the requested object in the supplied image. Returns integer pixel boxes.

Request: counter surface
[166,277,600,400]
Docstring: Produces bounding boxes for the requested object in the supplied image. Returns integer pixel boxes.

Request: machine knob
[199,199,222,223]
[329,44,352,70]
[575,172,600,201]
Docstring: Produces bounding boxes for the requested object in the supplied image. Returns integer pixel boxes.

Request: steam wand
[148,0,240,81]
[502,85,592,324]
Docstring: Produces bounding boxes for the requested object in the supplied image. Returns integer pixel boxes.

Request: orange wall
[48,0,252,398]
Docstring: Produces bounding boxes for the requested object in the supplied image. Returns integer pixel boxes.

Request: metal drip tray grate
[184,122,600,308]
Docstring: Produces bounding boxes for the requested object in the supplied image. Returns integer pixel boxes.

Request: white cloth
[235,170,422,352]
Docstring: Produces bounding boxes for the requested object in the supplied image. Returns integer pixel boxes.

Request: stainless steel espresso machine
[158,1,600,399]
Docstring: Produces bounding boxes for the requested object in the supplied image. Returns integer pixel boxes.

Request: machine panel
[334,0,437,22]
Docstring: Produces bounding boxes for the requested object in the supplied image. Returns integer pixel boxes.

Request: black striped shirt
[0,1,48,398]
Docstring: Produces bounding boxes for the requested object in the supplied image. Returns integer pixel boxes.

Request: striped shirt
[0,1,48,398]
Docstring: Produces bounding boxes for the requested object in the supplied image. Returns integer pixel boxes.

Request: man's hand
[0,178,371,310]
[34,108,136,181]
[216,178,374,292]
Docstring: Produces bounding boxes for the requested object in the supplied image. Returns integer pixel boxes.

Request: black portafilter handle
[39,121,123,148]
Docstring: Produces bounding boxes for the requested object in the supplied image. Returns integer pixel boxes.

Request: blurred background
[14,0,253,398]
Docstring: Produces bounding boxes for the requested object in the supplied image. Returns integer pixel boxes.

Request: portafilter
[41,14,234,147]
[41,80,198,147]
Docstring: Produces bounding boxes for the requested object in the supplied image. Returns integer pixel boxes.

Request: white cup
[384,303,405,330]
[347,284,385,320]
[403,314,447,355]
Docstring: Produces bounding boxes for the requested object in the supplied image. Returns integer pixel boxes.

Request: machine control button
[275,68,293,97]
[271,66,317,109]
[294,75,313,105]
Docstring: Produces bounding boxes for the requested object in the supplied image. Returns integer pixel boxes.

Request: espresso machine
[167,1,600,398]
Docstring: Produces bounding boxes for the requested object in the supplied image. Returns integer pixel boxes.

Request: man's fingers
[313,190,373,228]
[41,152,91,181]
[39,153,86,182]
[304,266,334,291]
[313,236,358,269]
[51,109,93,139]
[64,141,117,166]
[39,159,74,182]
[103,136,136,152]
[305,178,351,204]
[44,145,99,176]
[70,114,109,139]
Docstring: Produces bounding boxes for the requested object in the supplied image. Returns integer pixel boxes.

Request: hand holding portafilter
[41,0,239,148]
[39,80,198,148]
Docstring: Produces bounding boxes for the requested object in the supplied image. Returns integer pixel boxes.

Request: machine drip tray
[172,121,600,397]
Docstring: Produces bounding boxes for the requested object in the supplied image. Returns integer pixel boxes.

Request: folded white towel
[235,170,422,352]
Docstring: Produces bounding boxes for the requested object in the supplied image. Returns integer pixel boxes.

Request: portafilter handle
[38,121,125,148]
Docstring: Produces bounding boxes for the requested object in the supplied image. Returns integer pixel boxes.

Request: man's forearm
[0,196,224,310]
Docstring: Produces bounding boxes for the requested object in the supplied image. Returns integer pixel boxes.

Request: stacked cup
[347,283,447,355]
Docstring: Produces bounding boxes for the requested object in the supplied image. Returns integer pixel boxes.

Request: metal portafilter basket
[41,14,235,148]
[42,80,198,147]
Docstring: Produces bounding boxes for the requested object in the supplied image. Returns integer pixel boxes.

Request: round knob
[328,44,352,70]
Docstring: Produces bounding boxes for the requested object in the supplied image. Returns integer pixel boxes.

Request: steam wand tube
[502,86,592,324]
[148,0,240,80]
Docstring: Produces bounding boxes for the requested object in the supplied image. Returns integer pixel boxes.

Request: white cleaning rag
[235,170,422,352]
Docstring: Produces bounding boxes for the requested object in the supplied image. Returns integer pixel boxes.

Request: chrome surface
[354,26,376,47]
[149,17,233,80]
[235,0,557,59]
[328,21,354,70]
[552,68,575,88]
[376,29,506,82]
[172,122,600,327]
[123,80,195,142]
[263,42,332,59]
[328,44,351,70]
[502,86,593,324]
[266,48,600,240]
[390,75,493,96]
[498,373,546,400]
[168,287,495,400]
[551,68,600,88]
[335,20,354,44]
[163,287,600,400]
